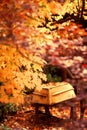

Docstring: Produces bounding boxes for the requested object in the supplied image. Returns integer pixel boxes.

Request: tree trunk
[81,0,85,19]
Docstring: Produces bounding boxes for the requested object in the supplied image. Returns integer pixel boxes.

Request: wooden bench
[31,82,76,118]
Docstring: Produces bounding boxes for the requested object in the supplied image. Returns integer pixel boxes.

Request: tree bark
[81,0,85,19]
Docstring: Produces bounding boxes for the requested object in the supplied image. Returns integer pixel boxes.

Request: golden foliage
[0,43,47,105]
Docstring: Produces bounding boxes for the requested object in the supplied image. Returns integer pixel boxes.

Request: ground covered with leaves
[0,104,87,130]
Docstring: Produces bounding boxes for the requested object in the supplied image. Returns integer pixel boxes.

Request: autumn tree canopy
[0,0,87,105]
